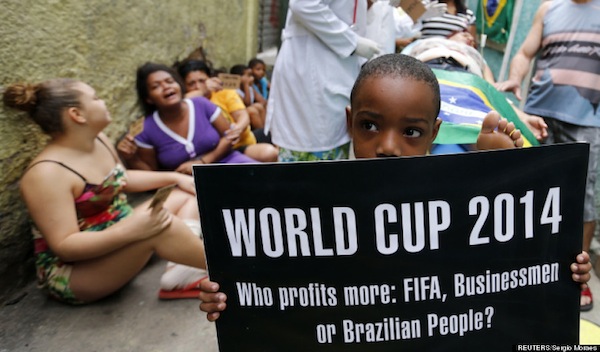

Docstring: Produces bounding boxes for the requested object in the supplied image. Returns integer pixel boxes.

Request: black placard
[193,143,588,351]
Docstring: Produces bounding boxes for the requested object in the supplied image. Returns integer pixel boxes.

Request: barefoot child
[198,54,592,320]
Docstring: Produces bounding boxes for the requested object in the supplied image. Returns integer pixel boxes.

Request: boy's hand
[199,280,228,322]
[241,74,254,87]
[571,251,591,285]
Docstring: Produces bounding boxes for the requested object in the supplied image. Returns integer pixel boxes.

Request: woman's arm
[229,108,251,135]
[116,134,157,171]
[124,170,196,194]
[203,113,234,161]
[20,162,171,262]
[174,113,234,174]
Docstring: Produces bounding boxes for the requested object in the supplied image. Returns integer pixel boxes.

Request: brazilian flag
[433,69,539,147]
[475,0,514,44]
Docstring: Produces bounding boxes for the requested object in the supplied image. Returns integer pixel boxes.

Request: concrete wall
[0,0,259,303]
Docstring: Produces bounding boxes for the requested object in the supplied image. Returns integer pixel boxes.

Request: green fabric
[475,0,515,44]
[432,69,539,146]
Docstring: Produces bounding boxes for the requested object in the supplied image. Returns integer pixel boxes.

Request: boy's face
[243,68,255,82]
[251,64,265,80]
[347,76,441,159]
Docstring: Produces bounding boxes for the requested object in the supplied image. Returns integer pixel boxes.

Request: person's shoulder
[531,1,553,24]
[20,151,74,191]
[539,1,553,15]
[221,89,245,103]
[213,89,238,99]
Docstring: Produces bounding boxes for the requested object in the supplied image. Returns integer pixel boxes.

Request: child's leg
[476,111,524,150]
[68,215,205,303]
[244,143,279,162]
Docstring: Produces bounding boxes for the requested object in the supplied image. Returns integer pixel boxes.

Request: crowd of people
[3,0,596,317]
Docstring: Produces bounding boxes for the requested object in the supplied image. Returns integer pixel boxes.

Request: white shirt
[265,0,367,152]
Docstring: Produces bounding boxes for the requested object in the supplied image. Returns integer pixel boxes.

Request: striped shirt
[524,0,600,127]
[420,10,475,38]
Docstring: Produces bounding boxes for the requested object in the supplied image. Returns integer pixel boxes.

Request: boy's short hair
[351,54,441,119]
[230,64,248,76]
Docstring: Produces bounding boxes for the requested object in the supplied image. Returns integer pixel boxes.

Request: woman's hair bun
[3,82,39,113]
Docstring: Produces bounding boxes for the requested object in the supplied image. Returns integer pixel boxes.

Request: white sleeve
[288,0,359,57]
[393,7,419,39]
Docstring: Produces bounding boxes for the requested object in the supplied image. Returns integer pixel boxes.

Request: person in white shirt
[265,0,381,162]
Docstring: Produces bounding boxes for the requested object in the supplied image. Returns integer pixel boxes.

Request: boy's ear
[345,105,353,135]
[430,118,442,143]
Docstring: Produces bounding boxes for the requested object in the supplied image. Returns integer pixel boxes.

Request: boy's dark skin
[198,54,592,321]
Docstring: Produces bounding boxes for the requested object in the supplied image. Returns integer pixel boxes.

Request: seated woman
[117,63,256,175]
[3,79,208,304]
[176,59,278,162]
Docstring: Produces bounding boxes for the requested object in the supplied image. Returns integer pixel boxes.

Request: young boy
[198,54,592,320]
[230,64,268,130]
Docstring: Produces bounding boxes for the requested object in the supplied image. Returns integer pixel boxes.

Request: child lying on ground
[197,54,592,320]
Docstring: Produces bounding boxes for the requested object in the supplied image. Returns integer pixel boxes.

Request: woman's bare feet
[476,111,524,150]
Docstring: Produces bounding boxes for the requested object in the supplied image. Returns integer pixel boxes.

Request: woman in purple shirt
[117,63,256,174]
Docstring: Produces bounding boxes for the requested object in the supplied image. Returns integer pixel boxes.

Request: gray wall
[0,0,260,303]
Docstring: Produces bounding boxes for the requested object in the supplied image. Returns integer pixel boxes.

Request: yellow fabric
[580,319,600,344]
[211,89,256,149]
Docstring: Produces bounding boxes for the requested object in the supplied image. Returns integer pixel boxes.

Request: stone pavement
[0,257,219,352]
[1,248,599,351]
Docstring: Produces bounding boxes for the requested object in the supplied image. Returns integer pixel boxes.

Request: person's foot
[160,262,207,290]
[158,263,208,300]
[476,111,524,150]
[581,286,594,311]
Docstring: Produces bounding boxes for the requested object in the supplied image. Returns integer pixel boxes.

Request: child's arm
[253,86,267,107]
[239,75,254,107]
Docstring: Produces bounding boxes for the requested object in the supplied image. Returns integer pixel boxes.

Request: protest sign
[193,143,588,351]
[218,73,242,90]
